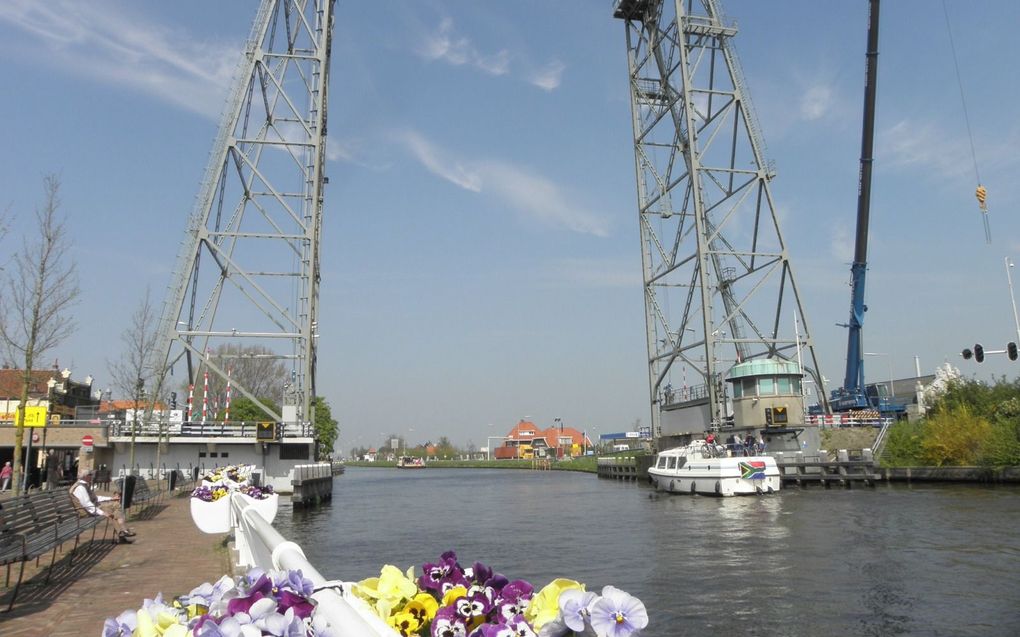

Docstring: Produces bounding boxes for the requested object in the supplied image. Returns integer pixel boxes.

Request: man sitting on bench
[69,470,136,544]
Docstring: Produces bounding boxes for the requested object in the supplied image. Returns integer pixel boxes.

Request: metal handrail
[230,493,397,635]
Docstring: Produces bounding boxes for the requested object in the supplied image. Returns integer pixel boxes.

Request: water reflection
[274,469,1020,636]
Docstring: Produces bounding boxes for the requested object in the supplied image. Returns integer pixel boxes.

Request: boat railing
[230,492,398,635]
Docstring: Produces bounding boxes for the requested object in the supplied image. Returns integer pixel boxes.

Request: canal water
[273,468,1020,636]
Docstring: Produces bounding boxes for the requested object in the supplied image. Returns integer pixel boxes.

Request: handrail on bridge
[229,493,397,636]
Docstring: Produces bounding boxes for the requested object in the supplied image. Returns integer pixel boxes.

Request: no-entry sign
[81,434,94,447]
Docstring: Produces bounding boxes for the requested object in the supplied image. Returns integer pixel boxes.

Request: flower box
[237,492,279,524]
[190,494,231,534]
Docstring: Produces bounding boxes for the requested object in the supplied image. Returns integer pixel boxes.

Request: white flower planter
[237,492,278,524]
[190,495,232,534]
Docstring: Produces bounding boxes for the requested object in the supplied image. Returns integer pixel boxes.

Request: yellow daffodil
[386,610,421,636]
[441,585,468,608]
[525,578,585,629]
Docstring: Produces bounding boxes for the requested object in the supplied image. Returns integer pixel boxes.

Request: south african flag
[739,461,766,480]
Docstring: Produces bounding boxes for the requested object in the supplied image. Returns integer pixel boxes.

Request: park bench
[1,489,110,612]
[114,476,164,519]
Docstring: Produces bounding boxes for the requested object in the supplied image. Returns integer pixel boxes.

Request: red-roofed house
[494,420,592,459]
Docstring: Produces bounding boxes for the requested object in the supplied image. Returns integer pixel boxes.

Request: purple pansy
[420,551,465,593]
[432,605,469,637]
[101,609,137,637]
[588,586,648,637]
[560,589,599,632]
[472,615,538,637]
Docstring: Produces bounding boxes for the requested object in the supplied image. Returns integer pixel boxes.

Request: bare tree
[184,344,288,419]
[0,176,79,494]
[107,288,159,473]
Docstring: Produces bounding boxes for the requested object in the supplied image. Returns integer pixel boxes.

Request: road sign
[256,422,276,442]
[82,434,94,447]
[16,406,48,428]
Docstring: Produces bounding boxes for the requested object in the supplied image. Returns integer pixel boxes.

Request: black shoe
[118,532,134,544]
[123,529,137,537]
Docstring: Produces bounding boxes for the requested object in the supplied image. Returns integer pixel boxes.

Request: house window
[558,436,572,446]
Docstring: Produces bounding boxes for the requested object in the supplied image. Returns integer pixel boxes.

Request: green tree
[312,396,338,460]
[229,396,280,422]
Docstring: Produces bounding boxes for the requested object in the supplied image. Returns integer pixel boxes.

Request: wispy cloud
[528,60,566,92]
[394,130,610,237]
[478,161,610,237]
[0,0,238,119]
[394,130,482,192]
[418,18,510,77]
[881,119,974,182]
[799,84,834,121]
[829,221,854,263]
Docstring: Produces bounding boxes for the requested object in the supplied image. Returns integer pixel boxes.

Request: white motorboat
[648,442,780,496]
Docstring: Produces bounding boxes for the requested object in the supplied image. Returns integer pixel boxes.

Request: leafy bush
[880,421,925,467]
[919,406,990,466]
[978,419,1020,467]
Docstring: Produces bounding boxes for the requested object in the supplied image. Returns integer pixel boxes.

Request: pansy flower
[420,550,467,594]
[588,586,648,637]
[454,591,493,630]
[472,615,538,637]
[388,610,422,636]
[431,605,469,637]
[403,592,440,625]
[525,579,585,630]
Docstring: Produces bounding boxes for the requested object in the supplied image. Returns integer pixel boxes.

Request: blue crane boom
[831,0,881,412]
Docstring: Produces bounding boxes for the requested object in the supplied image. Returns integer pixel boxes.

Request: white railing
[230,493,398,636]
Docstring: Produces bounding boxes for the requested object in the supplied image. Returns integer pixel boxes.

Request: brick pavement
[1,491,232,637]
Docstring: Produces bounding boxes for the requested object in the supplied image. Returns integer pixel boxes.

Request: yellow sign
[16,406,49,428]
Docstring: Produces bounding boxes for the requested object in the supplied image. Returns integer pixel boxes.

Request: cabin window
[743,378,757,396]
[758,378,775,395]
[657,457,668,469]
[792,378,802,394]
[732,382,743,398]
[667,456,677,469]
[777,377,791,394]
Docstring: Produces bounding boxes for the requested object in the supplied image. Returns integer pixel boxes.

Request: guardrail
[230,493,397,635]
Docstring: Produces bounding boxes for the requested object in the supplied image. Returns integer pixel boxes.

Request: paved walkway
[1,491,232,637]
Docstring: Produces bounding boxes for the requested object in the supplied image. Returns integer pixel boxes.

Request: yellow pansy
[404,592,439,623]
[525,578,585,629]
[353,565,418,618]
[386,610,421,636]
[441,585,468,607]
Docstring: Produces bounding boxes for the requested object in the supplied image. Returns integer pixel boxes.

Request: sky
[1,0,1019,454]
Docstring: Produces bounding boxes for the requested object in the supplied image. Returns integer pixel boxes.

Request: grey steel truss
[614,0,829,437]
[154,0,335,425]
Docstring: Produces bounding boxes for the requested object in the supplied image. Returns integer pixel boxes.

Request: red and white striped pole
[225,368,232,422]
[202,371,209,423]
[186,384,194,422]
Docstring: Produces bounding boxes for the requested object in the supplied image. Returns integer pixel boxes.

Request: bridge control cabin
[726,359,820,455]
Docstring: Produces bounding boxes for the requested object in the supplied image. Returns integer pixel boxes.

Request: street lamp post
[1005,257,1020,345]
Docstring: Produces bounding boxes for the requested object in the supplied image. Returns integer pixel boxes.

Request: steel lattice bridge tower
[614,0,829,440]
[154,0,335,425]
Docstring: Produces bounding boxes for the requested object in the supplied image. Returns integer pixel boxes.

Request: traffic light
[974,343,984,363]
[1009,342,1018,361]
[170,391,177,409]
[962,348,973,360]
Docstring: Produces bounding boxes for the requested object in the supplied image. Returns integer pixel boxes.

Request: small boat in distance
[648,441,780,496]
[397,456,426,469]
